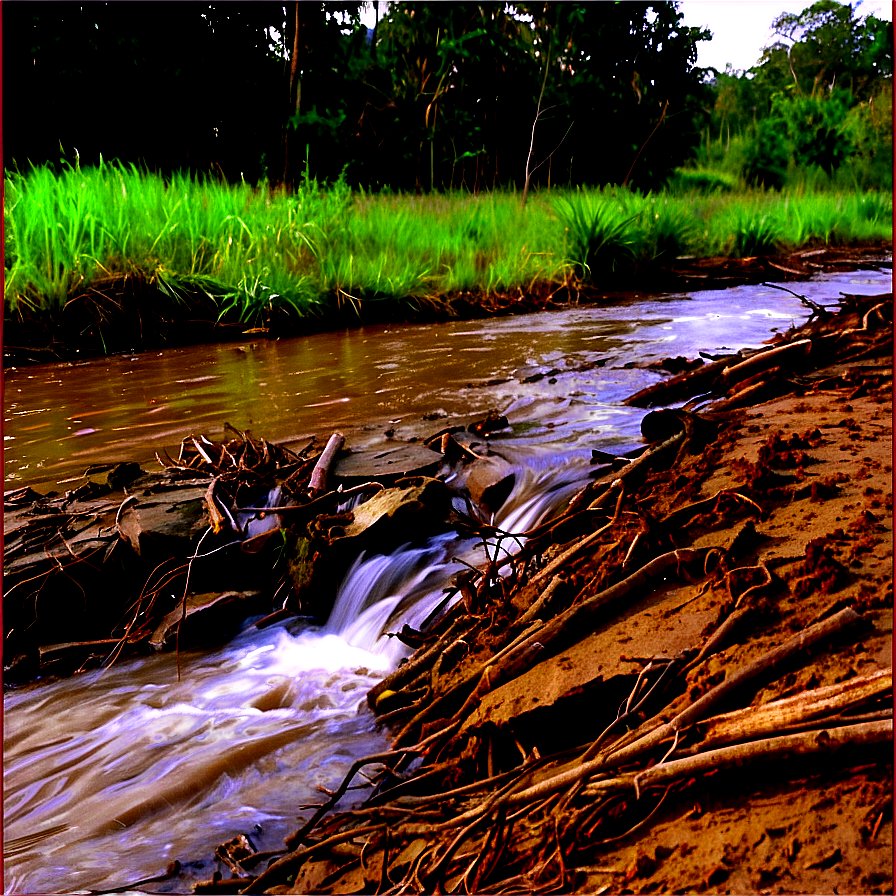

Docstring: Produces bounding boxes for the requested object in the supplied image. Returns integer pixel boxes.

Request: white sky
[360,2,893,74]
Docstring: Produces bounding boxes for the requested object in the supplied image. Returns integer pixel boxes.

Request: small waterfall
[328,448,591,663]
[3,446,590,894]
[325,534,459,661]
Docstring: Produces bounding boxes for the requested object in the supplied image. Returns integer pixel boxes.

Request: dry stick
[594,427,686,495]
[577,720,893,805]
[501,607,865,812]
[528,481,627,588]
[521,45,551,209]
[674,667,892,755]
[368,616,475,713]
[659,488,761,531]
[283,750,418,852]
[681,604,753,676]
[517,576,564,627]
[308,431,344,494]
[760,281,829,316]
[241,823,387,894]
[606,606,862,757]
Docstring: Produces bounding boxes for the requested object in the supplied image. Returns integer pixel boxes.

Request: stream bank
[3,244,890,367]
[233,290,893,895]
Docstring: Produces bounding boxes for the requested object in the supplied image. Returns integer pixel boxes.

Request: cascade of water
[327,448,590,665]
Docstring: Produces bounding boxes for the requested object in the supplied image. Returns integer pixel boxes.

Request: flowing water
[3,271,891,893]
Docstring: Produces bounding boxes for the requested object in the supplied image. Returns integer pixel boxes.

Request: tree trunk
[283,2,302,185]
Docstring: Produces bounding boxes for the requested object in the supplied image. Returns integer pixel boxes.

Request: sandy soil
[562,376,893,895]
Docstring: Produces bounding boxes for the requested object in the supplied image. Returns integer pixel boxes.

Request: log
[625,355,736,408]
[717,338,813,389]
[679,667,892,753]
[308,432,345,494]
[581,718,893,799]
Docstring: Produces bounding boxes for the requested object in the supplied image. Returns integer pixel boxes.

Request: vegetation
[5,161,891,326]
[4,2,711,191]
[2,1,891,344]
[693,1,892,190]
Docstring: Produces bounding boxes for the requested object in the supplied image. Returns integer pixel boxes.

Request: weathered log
[580,718,893,800]
[308,431,344,494]
[678,667,892,754]
[625,355,736,408]
[717,338,813,389]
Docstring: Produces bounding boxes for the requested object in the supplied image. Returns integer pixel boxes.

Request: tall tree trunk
[283,2,302,185]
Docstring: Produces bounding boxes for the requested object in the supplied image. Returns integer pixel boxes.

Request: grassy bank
[4,161,892,330]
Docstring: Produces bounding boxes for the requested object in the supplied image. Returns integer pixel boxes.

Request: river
[3,270,891,894]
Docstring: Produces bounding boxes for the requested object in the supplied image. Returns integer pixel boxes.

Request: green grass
[4,161,892,328]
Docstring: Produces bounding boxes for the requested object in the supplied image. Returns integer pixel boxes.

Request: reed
[4,161,891,325]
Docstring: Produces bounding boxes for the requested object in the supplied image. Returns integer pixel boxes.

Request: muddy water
[7,272,889,493]
[3,271,891,894]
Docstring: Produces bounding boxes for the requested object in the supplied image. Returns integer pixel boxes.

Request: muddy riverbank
[230,290,893,895]
[3,244,890,368]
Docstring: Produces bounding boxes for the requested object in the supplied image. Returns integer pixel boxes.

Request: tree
[766,0,892,97]
[700,1,892,185]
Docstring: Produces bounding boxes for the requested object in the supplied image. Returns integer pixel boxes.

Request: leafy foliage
[695,1,892,190]
[553,193,640,281]
[4,2,712,193]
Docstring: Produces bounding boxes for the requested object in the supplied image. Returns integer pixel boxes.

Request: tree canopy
[699,1,892,188]
[4,1,890,192]
[3,2,713,191]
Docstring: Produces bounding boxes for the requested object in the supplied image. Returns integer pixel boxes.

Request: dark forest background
[3,2,892,192]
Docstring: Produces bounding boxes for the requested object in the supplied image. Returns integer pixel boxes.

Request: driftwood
[580,718,892,800]
[309,431,345,494]
[675,667,892,754]
[625,292,892,409]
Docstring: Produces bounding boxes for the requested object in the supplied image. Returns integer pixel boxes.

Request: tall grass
[4,160,892,324]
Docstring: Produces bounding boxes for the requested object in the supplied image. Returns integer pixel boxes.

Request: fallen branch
[308,431,344,495]
[580,718,892,800]
[717,339,813,390]
[678,667,892,754]
[284,749,420,851]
